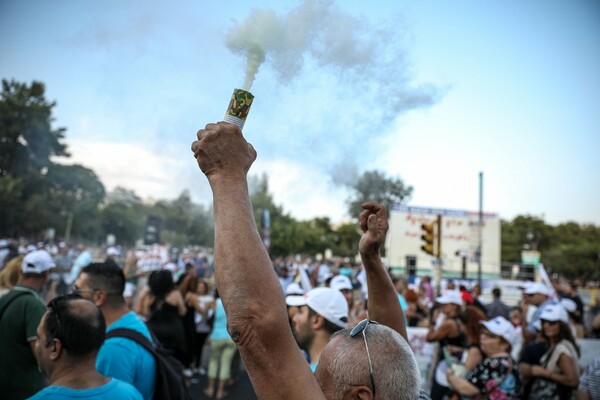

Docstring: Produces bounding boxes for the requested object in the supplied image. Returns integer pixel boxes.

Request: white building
[385,205,501,279]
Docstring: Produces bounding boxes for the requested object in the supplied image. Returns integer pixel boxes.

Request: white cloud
[252,158,351,222]
[60,139,191,200]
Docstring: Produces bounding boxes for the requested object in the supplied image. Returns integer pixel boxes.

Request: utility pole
[478,172,483,285]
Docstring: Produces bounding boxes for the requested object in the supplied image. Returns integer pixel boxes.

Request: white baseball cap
[285,282,305,296]
[559,298,577,314]
[524,282,551,296]
[286,287,349,328]
[480,316,517,343]
[330,275,352,291]
[106,246,119,256]
[436,290,464,306]
[21,250,55,274]
[540,304,569,324]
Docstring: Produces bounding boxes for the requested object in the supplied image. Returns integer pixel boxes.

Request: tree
[0,80,68,178]
[146,190,214,248]
[100,187,145,246]
[500,216,600,282]
[0,80,105,239]
[346,170,413,218]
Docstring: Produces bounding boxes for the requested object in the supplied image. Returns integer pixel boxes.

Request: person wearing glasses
[446,316,522,399]
[191,121,426,399]
[0,250,54,400]
[28,294,142,399]
[521,305,580,400]
[74,262,157,400]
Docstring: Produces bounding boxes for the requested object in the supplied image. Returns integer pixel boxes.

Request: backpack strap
[0,290,32,322]
[105,328,158,356]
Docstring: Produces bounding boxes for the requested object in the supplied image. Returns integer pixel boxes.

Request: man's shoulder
[27,379,143,400]
[0,288,44,319]
[102,312,154,357]
[108,312,152,337]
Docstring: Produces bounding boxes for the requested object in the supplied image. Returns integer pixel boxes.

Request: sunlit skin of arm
[191,122,324,400]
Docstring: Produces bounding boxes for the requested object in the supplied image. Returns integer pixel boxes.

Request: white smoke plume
[225,0,439,117]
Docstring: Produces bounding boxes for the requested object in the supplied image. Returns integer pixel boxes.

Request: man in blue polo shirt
[74,262,156,400]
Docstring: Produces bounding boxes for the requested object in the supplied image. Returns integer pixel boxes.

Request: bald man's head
[43,295,106,358]
[316,323,420,400]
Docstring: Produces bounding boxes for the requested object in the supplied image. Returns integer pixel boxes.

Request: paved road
[187,365,257,400]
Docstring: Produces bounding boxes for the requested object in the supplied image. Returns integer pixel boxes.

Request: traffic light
[421,222,436,256]
[420,215,442,257]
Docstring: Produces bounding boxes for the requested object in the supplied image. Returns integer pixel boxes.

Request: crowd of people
[1,121,599,399]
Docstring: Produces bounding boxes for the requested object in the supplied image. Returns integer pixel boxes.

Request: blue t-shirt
[210,299,232,340]
[97,312,156,400]
[27,378,142,399]
[397,293,408,311]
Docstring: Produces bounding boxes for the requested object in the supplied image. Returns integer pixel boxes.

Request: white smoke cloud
[225,0,440,117]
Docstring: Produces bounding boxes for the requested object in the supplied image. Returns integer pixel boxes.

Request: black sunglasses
[350,319,379,397]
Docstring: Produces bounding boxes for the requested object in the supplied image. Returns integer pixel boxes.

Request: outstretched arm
[358,202,408,341]
[191,122,323,400]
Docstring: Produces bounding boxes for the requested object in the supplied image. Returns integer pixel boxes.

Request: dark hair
[460,306,487,346]
[542,320,581,357]
[492,288,501,298]
[308,307,345,336]
[81,262,125,306]
[148,270,175,300]
[179,275,198,296]
[44,295,106,358]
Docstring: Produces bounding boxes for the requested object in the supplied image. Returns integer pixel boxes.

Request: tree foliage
[0,80,105,239]
[346,170,412,218]
[501,216,600,282]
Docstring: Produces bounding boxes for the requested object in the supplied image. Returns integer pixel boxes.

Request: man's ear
[50,338,63,361]
[342,386,373,400]
[311,313,325,330]
[93,289,107,307]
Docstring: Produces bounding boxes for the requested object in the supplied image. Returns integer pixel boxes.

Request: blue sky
[1,0,599,225]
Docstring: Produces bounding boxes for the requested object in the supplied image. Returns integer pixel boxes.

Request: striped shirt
[579,357,600,400]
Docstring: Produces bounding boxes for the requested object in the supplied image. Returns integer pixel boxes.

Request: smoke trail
[225,0,438,113]
[226,0,441,191]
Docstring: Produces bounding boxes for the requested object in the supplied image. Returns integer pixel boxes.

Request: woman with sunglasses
[522,304,580,400]
[447,316,522,399]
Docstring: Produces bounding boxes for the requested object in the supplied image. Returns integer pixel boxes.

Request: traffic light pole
[421,215,443,295]
[435,214,442,296]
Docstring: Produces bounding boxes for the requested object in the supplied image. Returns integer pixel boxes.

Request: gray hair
[328,324,421,400]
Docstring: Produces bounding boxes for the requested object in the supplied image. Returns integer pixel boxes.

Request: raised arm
[358,202,408,341]
[191,122,323,400]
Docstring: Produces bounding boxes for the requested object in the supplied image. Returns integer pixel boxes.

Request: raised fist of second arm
[358,201,389,258]
[191,122,257,182]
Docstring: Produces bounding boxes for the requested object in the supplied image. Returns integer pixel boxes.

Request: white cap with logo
[480,316,517,343]
[540,304,569,324]
[286,287,349,328]
[285,282,305,296]
[524,282,551,296]
[330,275,352,291]
[21,250,55,274]
[436,290,464,306]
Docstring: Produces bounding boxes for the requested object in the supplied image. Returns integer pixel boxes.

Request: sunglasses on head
[350,319,379,397]
[47,293,83,343]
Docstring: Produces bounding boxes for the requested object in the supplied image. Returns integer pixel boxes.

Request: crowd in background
[1,238,600,399]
